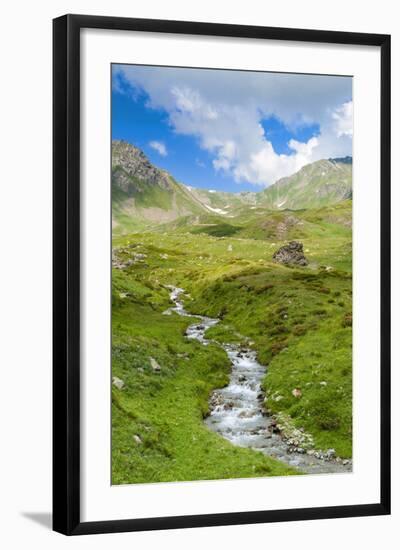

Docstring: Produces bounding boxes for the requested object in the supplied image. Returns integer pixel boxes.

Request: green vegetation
[260,157,352,210]
[112,197,352,483]
[112,269,297,483]
[189,265,352,458]
[111,142,353,483]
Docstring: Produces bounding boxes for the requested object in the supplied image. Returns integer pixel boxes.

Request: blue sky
[112,64,352,192]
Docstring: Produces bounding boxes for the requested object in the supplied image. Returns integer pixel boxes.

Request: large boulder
[273,241,308,266]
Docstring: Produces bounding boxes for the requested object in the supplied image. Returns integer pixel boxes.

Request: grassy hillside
[111,142,353,483]
[112,254,297,483]
[259,158,352,210]
[112,199,352,483]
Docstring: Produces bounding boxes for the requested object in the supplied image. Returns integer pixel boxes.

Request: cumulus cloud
[115,66,352,186]
[149,140,168,156]
[332,101,353,138]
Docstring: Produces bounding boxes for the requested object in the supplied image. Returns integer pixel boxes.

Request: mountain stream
[166,286,352,475]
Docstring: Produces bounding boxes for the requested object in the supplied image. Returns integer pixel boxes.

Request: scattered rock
[272,241,308,266]
[133,434,142,445]
[320,381,327,386]
[133,252,147,262]
[274,412,314,451]
[292,388,302,398]
[112,376,124,390]
[149,357,161,372]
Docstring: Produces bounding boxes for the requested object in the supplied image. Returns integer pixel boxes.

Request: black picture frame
[53,14,391,536]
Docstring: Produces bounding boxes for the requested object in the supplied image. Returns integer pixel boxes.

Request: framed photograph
[53,14,391,535]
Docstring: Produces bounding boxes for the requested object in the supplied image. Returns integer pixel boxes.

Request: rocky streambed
[166,286,352,475]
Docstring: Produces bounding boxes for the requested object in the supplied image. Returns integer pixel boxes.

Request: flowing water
[166,286,352,475]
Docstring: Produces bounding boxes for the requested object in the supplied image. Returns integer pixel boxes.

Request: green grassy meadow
[111,200,352,484]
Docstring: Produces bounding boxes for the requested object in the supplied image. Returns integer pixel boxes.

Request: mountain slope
[259,157,352,210]
[112,141,209,231]
[112,140,352,232]
[184,186,258,216]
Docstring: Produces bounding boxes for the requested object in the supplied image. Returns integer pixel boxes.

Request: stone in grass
[292,388,302,398]
[272,241,308,266]
[112,376,124,390]
[150,357,161,372]
[133,434,142,445]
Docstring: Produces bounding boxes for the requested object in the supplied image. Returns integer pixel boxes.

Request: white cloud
[332,101,353,138]
[149,140,168,156]
[234,137,319,186]
[115,66,352,186]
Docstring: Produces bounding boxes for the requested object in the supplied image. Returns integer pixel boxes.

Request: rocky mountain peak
[112,140,172,193]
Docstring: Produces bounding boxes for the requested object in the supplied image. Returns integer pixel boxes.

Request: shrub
[293,324,307,336]
[318,287,331,294]
[342,312,352,327]
[271,340,288,356]
[308,399,341,431]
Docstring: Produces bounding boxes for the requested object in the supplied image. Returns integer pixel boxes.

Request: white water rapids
[166,286,352,475]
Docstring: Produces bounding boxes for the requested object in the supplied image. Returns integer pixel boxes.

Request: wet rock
[238,410,256,418]
[210,394,224,407]
[270,420,281,434]
[112,376,124,390]
[272,241,308,266]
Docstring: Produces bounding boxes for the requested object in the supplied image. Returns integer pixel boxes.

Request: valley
[111,140,353,484]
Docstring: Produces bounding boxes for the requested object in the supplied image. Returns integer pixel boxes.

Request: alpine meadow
[111,66,353,484]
